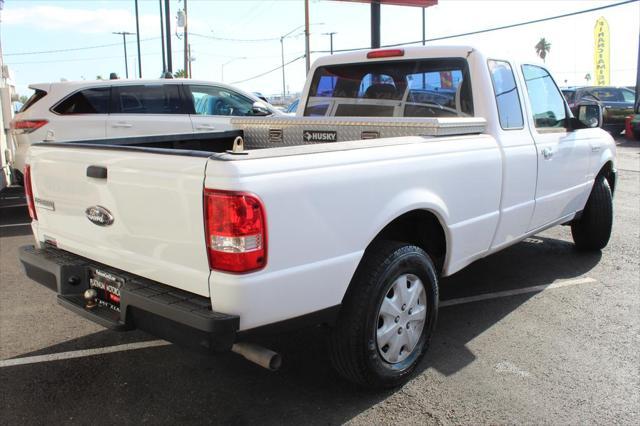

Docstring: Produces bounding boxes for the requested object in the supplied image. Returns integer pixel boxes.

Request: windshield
[304,58,473,118]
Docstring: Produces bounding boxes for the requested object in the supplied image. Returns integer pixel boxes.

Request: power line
[189,32,280,43]
[313,0,639,54]
[5,37,160,56]
[230,55,306,85]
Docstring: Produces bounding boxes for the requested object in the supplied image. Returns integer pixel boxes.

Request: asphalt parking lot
[1,139,638,425]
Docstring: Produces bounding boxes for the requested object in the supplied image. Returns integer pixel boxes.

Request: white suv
[9,79,277,183]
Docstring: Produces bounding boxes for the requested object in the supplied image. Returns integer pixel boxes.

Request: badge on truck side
[303,130,337,142]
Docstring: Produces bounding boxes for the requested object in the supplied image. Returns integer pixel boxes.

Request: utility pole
[164,0,173,74]
[135,0,142,77]
[183,0,189,78]
[113,31,135,78]
[188,44,193,77]
[323,32,337,54]
[159,0,166,74]
[304,0,310,74]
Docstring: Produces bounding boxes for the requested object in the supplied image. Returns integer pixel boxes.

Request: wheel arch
[596,160,616,195]
[367,209,449,274]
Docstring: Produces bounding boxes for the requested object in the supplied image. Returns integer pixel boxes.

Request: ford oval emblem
[85,206,114,226]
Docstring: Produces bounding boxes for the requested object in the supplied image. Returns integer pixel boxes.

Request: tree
[174,69,187,78]
[535,38,551,63]
[584,73,592,84]
[19,95,29,104]
[96,75,104,80]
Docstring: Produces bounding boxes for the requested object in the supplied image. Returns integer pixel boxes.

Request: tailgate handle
[87,165,108,179]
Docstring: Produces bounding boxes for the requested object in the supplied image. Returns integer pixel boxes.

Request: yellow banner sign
[594,17,610,86]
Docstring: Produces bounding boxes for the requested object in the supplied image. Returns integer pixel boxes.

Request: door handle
[195,124,215,130]
[87,165,107,179]
[542,147,554,159]
[112,122,132,128]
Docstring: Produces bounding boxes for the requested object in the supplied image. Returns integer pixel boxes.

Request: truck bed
[45,117,487,158]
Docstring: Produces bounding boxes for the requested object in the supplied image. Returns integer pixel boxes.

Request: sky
[2,0,639,99]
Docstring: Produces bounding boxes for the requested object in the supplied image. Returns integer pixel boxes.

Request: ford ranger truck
[19,46,616,388]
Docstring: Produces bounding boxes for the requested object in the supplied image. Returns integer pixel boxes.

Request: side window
[488,60,524,129]
[187,85,257,116]
[621,88,635,103]
[53,87,110,115]
[521,65,567,129]
[114,85,184,114]
[561,90,575,104]
[590,88,622,102]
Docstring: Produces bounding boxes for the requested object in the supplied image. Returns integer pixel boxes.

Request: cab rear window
[19,89,47,112]
[304,58,473,118]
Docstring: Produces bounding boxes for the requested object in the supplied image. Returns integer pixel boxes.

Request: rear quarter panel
[205,134,501,330]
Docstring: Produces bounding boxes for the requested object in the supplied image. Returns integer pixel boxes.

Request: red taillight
[10,119,48,134]
[204,189,267,273]
[367,49,405,59]
[24,165,37,221]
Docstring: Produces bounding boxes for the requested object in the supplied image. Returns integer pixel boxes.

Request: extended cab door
[520,64,591,230]
[184,84,256,132]
[106,83,193,137]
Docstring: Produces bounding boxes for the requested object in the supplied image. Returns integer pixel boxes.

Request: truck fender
[362,187,451,269]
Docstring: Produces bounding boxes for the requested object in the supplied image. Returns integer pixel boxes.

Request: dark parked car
[562,86,635,135]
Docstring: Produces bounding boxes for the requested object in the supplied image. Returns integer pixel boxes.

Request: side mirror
[251,101,271,116]
[577,103,602,128]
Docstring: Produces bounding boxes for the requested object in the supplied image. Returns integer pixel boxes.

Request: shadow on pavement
[1,234,602,424]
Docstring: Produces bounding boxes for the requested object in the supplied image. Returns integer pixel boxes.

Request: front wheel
[571,175,613,250]
[328,241,438,388]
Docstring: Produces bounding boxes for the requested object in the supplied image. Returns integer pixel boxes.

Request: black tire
[328,241,438,388]
[571,175,613,250]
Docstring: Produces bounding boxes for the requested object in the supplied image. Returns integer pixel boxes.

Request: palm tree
[174,69,187,78]
[535,38,551,63]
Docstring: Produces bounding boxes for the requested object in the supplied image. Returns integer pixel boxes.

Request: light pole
[280,22,323,103]
[134,0,142,77]
[304,0,310,74]
[113,31,135,78]
[164,0,172,73]
[221,57,245,83]
[159,0,166,74]
[323,32,337,54]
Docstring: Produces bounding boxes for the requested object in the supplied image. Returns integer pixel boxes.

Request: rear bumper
[19,245,239,352]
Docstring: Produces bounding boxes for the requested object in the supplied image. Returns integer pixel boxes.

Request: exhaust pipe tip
[231,342,282,371]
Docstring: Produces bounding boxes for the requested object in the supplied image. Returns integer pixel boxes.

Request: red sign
[334,0,437,7]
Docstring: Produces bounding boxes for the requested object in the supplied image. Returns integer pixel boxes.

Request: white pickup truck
[19,46,616,388]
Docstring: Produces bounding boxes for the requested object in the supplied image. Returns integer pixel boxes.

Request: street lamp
[322,32,337,54]
[113,31,135,78]
[221,57,246,83]
[280,22,323,104]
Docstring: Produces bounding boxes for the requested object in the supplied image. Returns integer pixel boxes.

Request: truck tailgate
[27,145,211,297]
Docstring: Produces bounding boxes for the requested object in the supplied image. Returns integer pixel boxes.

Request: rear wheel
[328,241,438,388]
[571,175,613,250]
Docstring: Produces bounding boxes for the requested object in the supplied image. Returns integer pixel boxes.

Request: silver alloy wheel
[376,273,427,363]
